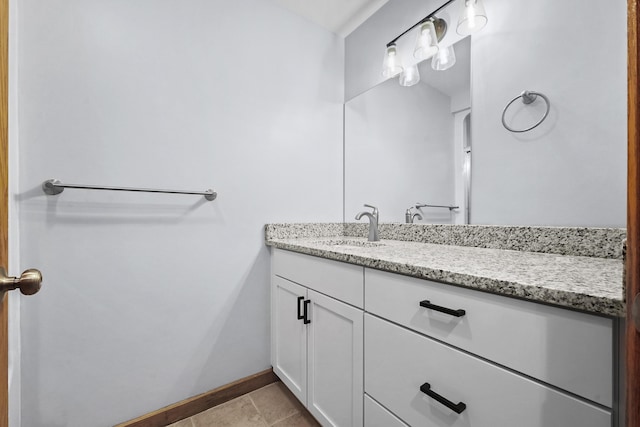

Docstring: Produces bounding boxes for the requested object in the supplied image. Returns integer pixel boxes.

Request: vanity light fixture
[382,43,403,78]
[413,20,439,61]
[432,44,457,71]
[382,0,487,82]
[381,1,451,82]
[399,64,421,86]
[456,0,488,35]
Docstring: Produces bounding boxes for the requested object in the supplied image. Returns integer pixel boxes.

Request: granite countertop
[265,225,625,317]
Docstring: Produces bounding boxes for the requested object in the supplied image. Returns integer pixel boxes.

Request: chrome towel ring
[501,90,550,133]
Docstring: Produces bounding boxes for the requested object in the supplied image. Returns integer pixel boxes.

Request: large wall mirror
[345,36,471,224]
[344,0,626,227]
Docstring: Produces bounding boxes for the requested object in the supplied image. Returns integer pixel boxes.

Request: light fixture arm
[385,0,456,47]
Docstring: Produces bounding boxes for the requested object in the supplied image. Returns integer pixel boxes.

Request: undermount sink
[309,239,385,248]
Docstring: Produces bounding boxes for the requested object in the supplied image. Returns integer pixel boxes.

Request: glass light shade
[432,45,456,71]
[399,64,420,86]
[413,21,439,61]
[456,0,488,35]
[382,44,403,78]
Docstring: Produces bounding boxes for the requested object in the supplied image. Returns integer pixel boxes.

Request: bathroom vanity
[266,223,625,427]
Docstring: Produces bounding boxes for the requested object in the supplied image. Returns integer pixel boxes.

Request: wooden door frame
[1,0,9,423]
[627,2,640,426]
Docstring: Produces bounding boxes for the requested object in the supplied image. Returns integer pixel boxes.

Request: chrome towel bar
[416,203,459,211]
[42,179,217,201]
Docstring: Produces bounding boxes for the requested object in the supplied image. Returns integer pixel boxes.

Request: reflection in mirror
[345,0,626,227]
[345,36,471,224]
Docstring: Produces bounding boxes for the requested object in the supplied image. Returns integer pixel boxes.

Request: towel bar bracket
[42,179,64,196]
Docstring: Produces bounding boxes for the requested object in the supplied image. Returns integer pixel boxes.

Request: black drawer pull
[420,382,467,414]
[297,296,305,320]
[303,299,311,324]
[420,300,466,317]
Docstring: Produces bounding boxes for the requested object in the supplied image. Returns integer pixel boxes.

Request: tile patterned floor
[166,382,321,427]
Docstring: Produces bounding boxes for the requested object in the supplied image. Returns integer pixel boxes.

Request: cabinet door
[307,290,363,427]
[272,276,308,405]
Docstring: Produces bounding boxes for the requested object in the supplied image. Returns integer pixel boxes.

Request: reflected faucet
[405,207,423,224]
[355,204,379,242]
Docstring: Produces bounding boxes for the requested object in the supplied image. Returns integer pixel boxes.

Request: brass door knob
[0,267,43,296]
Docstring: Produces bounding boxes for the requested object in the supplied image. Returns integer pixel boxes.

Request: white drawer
[365,268,613,407]
[364,394,408,427]
[364,315,612,427]
[272,249,364,308]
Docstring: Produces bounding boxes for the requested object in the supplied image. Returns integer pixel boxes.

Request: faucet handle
[363,204,379,220]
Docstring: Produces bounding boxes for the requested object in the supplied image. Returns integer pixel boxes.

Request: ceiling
[271,0,389,37]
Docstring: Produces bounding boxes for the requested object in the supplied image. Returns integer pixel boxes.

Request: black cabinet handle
[303,299,311,324]
[420,300,466,317]
[297,296,305,320]
[420,382,467,414]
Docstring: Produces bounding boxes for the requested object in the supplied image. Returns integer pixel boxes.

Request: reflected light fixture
[382,43,403,78]
[432,44,457,71]
[413,20,439,61]
[399,64,421,86]
[456,0,488,35]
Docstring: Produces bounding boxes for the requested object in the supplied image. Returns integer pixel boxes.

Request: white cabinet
[363,266,615,427]
[307,290,363,427]
[270,249,616,427]
[365,268,614,406]
[365,314,612,427]
[271,276,307,403]
[272,249,364,307]
[271,249,364,427]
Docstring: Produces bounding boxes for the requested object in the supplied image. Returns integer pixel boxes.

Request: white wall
[470,0,626,226]
[345,0,627,227]
[345,78,454,223]
[16,1,344,426]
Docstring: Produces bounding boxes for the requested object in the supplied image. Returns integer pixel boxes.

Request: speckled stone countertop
[265,224,625,317]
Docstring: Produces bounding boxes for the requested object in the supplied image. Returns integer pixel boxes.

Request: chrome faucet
[355,204,379,242]
[405,207,423,223]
